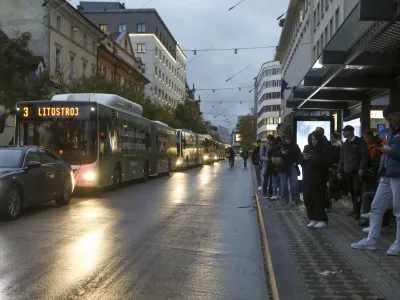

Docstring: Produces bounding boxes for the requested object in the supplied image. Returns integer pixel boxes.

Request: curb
[252,168,279,300]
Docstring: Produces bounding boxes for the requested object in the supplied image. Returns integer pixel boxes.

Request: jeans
[279,166,301,202]
[263,174,272,196]
[244,159,248,168]
[254,164,262,186]
[271,175,279,196]
[369,177,400,242]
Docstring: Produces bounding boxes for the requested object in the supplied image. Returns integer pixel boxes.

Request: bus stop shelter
[286,0,400,132]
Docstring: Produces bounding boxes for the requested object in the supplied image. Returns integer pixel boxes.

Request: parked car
[0,146,74,220]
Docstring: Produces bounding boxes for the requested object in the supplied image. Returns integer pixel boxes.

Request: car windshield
[18,120,97,165]
[0,149,24,168]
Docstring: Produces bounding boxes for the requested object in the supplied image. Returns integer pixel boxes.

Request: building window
[137,43,145,53]
[155,27,158,36]
[70,25,76,41]
[70,55,76,78]
[321,33,324,49]
[99,24,107,32]
[137,23,146,33]
[316,3,320,24]
[330,18,333,38]
[118,23,127,32]
[325,26,328,45]
[335,7,340,31]
[155,66,158,75]
[325,0,329,10]
[317,40,320,55]
[155,47,158,56]
[82,61,87,77]
[159,70,161,78]
[83,34,87,48]
[320,0,324,19]
[56,15,61,31]
[313,10,316,31]
[55,48,61,73]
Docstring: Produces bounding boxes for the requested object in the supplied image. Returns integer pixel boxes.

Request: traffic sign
[377,124,386,139]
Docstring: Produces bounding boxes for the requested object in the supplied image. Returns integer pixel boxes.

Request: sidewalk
[252,170,400,300]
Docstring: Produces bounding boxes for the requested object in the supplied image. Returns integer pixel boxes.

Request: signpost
[377,124,387,139]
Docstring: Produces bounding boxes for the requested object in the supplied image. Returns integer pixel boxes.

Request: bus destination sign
[18,105,90,119]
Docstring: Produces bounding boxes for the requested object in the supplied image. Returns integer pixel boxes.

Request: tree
[0,25,52,107]
[237,115,255,150]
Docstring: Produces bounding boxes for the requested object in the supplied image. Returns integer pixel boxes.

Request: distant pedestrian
[261,135,275,198]
[241,148,249,168]
[279,134,302,204]
[337,125,369,219]
[252,140,263,190]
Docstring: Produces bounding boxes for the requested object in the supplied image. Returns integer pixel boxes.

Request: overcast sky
[70,0,288,130]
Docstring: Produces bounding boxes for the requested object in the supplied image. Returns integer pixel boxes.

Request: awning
[288,0,400,111]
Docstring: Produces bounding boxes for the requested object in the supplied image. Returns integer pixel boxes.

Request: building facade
[254,61,282,140]
[80,1,187,106]
[98,31,149,94]
[217,125,231,145]
[0,0,104,88]
[276,0,357,119]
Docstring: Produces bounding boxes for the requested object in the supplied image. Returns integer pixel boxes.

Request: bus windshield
[18,119,97,165]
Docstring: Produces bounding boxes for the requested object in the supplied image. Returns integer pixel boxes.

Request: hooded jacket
[380,127,400,178]
[301,131,332,184]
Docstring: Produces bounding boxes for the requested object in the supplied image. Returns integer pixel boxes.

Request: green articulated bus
[16,93,178,189]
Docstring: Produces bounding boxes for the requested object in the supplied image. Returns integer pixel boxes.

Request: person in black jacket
[279,134,302,204]
[267,137,283,200]
[330,132,342,201]
[337,125,369,219]
[302,130,332,229]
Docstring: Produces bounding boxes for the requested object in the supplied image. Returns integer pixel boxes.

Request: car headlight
[82,171,96,181]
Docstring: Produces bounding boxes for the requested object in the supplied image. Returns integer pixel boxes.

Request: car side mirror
[25,161,42,171]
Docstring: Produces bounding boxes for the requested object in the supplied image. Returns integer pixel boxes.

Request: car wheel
[113,168,121,189]
[5,185,22,221]
[55,180,72,206]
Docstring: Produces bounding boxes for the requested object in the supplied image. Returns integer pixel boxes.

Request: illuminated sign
[235,134,242,142]
[22,107,79,117]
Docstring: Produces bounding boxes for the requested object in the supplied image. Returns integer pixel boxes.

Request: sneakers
[387,241,400,256]
[270,196,279,201]
[257,186,262,191]
[314,221,328,229]
[361,212,371,219]
[351,238,377,251]
[306,221,317,228]
[361,227,385,234]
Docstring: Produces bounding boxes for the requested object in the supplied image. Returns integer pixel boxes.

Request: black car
[0,146,74,220]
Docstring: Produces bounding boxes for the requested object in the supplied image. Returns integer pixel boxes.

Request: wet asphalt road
[0,160,268,300]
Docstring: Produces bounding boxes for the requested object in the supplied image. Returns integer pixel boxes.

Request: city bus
[176,129,203,168]
[15,93,177,188]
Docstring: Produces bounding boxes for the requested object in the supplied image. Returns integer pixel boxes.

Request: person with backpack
[266,137,283,200]
[252,140,263,190]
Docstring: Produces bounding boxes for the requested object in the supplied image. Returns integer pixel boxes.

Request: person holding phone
[301,131,332,229]
[351,104,400,255]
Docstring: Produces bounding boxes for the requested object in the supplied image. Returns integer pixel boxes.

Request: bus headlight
[176,159,182,166]
[204,155,209,160]
[214,155,217,160]
[82,171,96,181]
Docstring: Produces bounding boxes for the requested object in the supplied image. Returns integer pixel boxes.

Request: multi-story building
[79,1,187,106]
[276,0,350,120]
[254,61,282,140]
[217,125,231,145]
[98,31,149,94]
[0,0,104,88]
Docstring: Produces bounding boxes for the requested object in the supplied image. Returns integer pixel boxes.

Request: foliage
[210,132,221,142]
[0,25,52,108]
[0,25,207,133]
[237,115,255,150]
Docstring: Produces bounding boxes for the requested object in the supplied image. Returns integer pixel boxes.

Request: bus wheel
[113,168,121,189]
[143,161,149,182]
